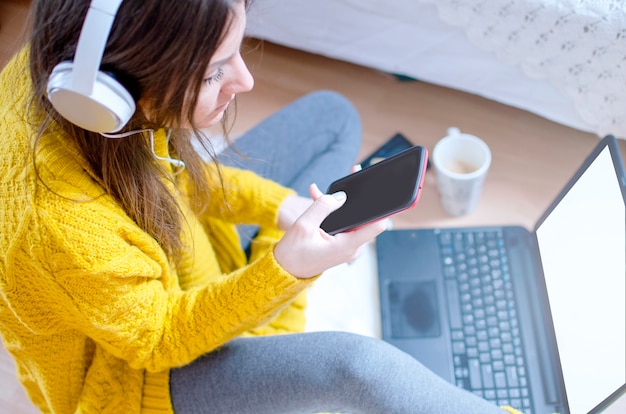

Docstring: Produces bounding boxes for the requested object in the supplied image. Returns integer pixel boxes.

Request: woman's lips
[214,100,231,113]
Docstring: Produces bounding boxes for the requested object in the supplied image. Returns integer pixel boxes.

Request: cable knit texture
[0,49,311,413]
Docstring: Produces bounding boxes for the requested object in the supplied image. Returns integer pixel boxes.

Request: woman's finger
[335,217,389,246]
[298,190,347,229]
[309,183,324,200]
[350,164,362,174]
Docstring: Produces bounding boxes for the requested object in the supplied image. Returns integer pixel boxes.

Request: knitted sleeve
[2,192,313,373]
[204,194,313,336]
[501,407,524,414]
[193,163,296,227]
[244,227,312,336]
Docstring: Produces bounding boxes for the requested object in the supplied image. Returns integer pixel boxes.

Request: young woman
[0,0,524,413]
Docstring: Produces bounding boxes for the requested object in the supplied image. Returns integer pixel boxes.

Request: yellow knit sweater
[0,50,312,413]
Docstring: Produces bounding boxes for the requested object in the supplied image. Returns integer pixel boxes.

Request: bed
[246,0,626,139]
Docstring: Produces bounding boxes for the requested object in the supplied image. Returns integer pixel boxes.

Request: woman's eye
[204,68,224,85]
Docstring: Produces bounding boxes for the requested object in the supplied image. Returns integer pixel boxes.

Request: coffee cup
[432,127,491,216]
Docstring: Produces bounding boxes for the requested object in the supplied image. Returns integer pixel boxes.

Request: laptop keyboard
[438,230,533,414]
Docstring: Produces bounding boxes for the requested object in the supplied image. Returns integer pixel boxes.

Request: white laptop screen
[535,145,626,414]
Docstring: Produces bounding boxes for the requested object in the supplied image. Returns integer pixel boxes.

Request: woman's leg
[170,331,509,414]
[217,90,362,249]
[219,90,361,195]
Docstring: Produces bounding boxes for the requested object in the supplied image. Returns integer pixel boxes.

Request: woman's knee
[300,91,362,143]
[304,90,359,117]
[313,332,402,379]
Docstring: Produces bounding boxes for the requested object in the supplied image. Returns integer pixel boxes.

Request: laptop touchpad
[388,281,441,338]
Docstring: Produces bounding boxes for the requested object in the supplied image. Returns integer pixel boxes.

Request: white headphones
[46,0,135,133]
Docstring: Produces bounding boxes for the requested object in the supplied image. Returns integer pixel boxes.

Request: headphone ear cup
[47,61,136,133]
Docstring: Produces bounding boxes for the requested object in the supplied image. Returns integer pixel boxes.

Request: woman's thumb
[300,189,347,227]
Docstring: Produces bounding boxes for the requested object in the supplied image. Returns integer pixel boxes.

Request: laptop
[375,135,626,414]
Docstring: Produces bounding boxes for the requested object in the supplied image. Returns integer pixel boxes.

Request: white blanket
[423,0,626,138]
[247,0,626,138]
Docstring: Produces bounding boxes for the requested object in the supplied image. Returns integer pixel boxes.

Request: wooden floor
[237,39,626,232]
[1,1,625,412]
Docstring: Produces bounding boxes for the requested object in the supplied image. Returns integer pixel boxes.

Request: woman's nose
[223,54,254,95]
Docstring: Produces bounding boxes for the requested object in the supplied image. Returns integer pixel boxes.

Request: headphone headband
[71,0,124,95]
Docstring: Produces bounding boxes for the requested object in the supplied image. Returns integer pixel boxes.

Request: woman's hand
[277,194,313,231]
[274,183,388,279]
[277,164,362,231]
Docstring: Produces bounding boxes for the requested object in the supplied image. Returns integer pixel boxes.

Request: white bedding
[246,0,626,139]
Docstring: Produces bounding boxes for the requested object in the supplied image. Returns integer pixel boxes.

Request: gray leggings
[219,90,361,197]
[170,91,507,413]
[218,90,362,250]
[170,332,506,413]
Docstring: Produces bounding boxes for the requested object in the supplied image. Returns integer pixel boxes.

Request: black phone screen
[320,146,427,234]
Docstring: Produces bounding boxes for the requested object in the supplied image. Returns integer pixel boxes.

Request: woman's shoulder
[0,47,32,116]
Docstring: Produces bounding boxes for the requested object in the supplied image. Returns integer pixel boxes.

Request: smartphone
[320,145,428,235]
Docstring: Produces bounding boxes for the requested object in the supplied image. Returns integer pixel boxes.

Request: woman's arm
[196,164,296,228]
[6,194,312,373]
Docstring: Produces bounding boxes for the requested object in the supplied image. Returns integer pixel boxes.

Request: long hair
[28,0,246,263]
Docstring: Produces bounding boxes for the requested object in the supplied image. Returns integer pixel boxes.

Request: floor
[1,1,624,412]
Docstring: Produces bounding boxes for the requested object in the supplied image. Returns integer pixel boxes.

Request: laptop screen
[535,143,626,413]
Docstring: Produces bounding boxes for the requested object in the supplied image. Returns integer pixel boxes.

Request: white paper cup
[432,127,491,216]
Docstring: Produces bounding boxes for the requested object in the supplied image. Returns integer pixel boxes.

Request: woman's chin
[196,112,224,129]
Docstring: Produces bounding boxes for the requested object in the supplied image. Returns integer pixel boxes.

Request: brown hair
[28,0,247,263]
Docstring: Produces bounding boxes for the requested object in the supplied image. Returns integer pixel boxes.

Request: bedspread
[422,0,626,137]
